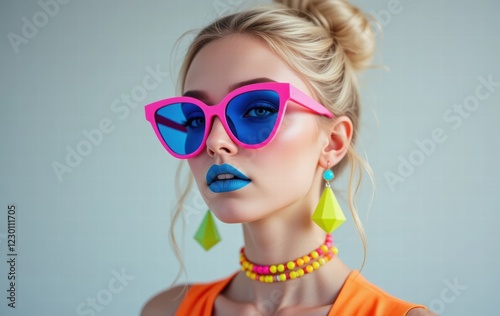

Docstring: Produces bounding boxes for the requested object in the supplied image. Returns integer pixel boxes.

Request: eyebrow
[182,77,275,103]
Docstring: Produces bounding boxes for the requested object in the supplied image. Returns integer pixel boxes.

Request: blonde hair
[169,0,377,287]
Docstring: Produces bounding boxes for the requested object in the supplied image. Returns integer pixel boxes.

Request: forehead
[183,34,310,101]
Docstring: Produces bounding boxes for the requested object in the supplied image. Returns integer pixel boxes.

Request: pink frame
[144,82,333,159]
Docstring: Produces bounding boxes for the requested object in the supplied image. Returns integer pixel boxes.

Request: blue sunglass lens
[226,90,280,145]
[155,102,205,155]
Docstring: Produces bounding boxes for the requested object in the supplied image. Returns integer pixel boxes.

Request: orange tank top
[176,270,428,315]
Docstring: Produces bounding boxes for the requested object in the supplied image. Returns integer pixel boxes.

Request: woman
[142,0,435,315]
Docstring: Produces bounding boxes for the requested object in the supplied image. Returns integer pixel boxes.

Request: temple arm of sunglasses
[291,86,333,118]
[155,116,188,133]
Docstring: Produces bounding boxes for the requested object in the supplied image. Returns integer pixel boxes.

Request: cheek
[269,115,321,158]
[187,159,206,189]
[255,115,322,181]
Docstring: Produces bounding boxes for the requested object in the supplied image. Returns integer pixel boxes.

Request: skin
[141,34,436,316]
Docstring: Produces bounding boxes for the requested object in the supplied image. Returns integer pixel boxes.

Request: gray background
[1,0,499,315]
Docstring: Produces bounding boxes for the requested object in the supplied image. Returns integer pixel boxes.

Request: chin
[209,201,264,224]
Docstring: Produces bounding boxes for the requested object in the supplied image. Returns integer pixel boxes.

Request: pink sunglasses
[144,82,333,159]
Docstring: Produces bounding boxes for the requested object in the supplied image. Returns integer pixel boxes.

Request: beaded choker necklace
[239,234,338,283]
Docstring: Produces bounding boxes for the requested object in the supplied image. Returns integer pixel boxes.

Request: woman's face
[184,34,328,224]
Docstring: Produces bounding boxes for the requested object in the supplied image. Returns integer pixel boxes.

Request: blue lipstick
[206,163,251,193]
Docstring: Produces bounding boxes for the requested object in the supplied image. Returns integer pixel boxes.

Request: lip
[206,163,251,193]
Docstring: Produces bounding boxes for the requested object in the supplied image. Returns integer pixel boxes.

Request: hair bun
[275,0,375,71]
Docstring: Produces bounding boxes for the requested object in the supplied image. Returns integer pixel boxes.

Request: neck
[226,221,351,311]
[223,202,352,311]
[242,219,327,265]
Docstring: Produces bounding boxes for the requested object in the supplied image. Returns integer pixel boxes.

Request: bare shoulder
[140,284,189,316]
[406,307,439,316]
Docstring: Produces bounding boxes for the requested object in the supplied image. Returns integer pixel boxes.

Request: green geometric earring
[312,169,346,233]
[194,210,221,251]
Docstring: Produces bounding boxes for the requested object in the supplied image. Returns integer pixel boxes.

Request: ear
[319,115,354,169]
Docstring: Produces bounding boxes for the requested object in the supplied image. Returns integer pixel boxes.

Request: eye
[244,101,278,118]
[182,116,205,128]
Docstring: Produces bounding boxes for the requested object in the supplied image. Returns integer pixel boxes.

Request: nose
[205,117,238,157]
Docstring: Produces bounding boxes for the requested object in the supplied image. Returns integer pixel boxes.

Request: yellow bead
[290,271,297,279]
[312,261,320,270]
[306,265,313,273]
[278,264,285,272]
[248,263,253,271]
[287,261,295,270]
[332,246,338,255]
[246,271,251,278]
[268,276,274,283]
[321,245,328,253]
[296,258,304,266]
[279,274,286,281]
[311,251,319,259]
[297,268,305,277]
[270,265,277,274]
[303,256,310,264]
[259,276,264,282]
[319,258,326,265]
